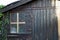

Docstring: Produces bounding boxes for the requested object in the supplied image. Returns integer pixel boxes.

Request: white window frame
[10,13,26,33]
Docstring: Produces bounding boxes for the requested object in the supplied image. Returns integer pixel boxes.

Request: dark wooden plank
[33,10,38,40]
[53,8,58,40]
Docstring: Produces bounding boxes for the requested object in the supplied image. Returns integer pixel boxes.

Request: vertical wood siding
[7,0,58,40]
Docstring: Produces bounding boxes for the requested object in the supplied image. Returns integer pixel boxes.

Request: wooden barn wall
[8,0,58,40]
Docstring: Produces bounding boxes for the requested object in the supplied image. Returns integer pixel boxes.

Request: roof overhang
[0,0,32,13]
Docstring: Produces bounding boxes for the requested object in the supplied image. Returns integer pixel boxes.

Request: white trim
[10,22,17,24]
[17,13,19,33]
[19,22,26,24]
[10,22,26,24]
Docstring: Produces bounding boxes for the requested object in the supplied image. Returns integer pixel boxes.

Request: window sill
[7,32,31,37]
[8,32,31,35]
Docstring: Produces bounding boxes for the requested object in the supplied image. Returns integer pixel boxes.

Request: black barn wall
[7,0,58,40]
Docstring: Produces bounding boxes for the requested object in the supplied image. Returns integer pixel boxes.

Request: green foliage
[0,5,4,40]
[2,13,9,40]
[0,5,9,40]
[0,5,4,19]
[0,14,3,30]
[0,5,4,31]
[0,13,3,18]
[0,5,4,9]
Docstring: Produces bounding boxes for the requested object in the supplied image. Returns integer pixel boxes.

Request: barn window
[10,13,26,33]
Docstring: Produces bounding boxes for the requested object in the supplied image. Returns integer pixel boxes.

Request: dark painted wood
[3,0,58,40]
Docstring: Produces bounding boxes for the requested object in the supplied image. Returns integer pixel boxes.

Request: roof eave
[0,0,32,13]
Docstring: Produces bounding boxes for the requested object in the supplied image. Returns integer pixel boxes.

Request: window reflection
[10,24,17,33]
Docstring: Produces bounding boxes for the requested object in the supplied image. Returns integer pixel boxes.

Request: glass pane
[19,11,32,33]
[10,13,17,22]
[19,24,25,33]
[19,13,25,22]
[19,24,32,33]
[19,11,32,22]
[10,24,17,33]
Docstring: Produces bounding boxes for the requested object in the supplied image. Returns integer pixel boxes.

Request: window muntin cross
[10,13,26,33]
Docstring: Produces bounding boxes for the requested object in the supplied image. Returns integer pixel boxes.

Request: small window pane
[19,13,25,22]
[10,13,17,22]
[10,24,17,33]
[19,24,32,33]
[19,25,25,33]
[19,12,32,33]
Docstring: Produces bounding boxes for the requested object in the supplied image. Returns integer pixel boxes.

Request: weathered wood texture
[7,0,58,40]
